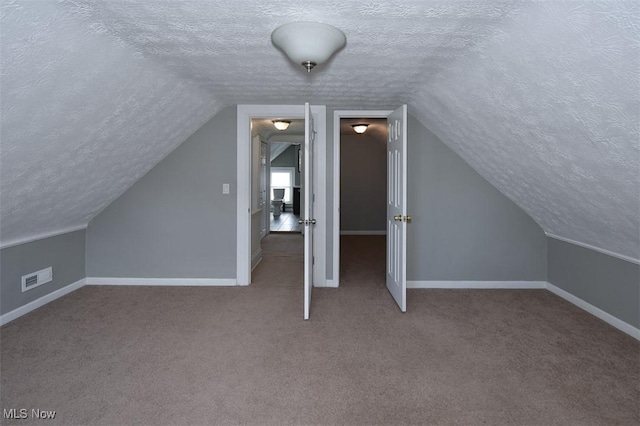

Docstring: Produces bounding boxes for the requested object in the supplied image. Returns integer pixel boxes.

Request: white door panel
[386,105,407,312]
[303,102,315,320]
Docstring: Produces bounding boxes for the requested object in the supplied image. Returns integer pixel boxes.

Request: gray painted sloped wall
[86,107,237,278]
[548,238,639,328]
[325,112,547,281]
[340,132,386,232]
[1,230,85,315]
[406,115,546,280]
[88,105,544,282]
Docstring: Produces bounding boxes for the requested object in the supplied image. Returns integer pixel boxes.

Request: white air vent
[21,267,53,292]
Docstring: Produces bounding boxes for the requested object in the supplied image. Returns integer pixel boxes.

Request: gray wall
[86,106,237,278]
[326,112,547,281]
[88,105,545,282]
[548,238,640,327]
[406,115,546,280]
[1,230,85,314]
[271,144,300,186]
[340,132,387,232]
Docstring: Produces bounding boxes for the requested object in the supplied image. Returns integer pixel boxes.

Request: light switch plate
[223,183,230,194]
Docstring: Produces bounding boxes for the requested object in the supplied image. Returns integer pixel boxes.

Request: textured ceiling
[1,0,638,261]
[0,0,222,244]
[414,1,639,260]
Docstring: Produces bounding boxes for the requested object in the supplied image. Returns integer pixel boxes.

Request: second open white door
[302,102,315,320]
[386,105,408,312]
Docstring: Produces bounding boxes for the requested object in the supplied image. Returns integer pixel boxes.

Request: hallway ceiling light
[272,120,291,131]
[351,124,369,134]
[271,21,346,73]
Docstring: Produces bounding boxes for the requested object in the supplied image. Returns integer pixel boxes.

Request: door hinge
[313,256,315,265]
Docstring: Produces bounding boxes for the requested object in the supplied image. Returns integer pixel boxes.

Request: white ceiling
[1,0,638,260]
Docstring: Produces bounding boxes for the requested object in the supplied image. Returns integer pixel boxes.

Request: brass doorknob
[394,215,402,221]
[405,215,412,223]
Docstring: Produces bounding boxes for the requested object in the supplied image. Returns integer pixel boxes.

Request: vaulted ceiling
[1,0,638,260]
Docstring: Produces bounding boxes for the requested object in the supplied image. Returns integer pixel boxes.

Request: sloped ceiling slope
[1,1,637,262]
[0,0,222,245]
[414,1,639,260]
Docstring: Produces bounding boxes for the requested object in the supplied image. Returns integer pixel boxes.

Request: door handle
[393,215,411,222]
[298,219,305,224]
[298,219,317,225]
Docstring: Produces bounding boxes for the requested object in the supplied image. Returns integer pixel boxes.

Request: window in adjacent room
[270,167,294,203]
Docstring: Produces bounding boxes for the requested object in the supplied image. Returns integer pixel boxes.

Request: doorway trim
[237,105,327,286]
[331,110,393,288]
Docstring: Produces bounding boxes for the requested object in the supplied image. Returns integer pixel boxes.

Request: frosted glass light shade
[273,120,291,131]
[271,21,346,72]
[352,124,368,134]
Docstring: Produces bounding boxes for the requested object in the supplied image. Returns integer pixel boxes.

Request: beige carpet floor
[252,233,303,288]
[1,235,638,425]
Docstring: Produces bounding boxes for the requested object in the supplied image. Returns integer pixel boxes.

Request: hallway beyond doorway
[252,233,303,287]
[270,211,301,232]
[340,235,386,288]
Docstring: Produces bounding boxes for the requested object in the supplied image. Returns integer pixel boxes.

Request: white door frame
[331,110,393,288]
[264,140,271,237]
[237,105,326,286]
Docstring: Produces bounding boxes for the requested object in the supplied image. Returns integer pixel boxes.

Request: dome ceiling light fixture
[351,124,369,134]
[272,120,291,131]
[271,21,346,73]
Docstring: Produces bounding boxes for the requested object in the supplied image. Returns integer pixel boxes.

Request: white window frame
[270,167,295,203]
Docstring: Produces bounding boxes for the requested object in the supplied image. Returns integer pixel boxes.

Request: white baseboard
[546,282,640,340]
[323,279,338,288]
[0,278,86,326]
[312,279,336,288]
[4,277,636,341]
[251,248,263,272]
[86,277,237,286]
[407,281,547,289]
[251,257,263,272]
[340,230,386,235]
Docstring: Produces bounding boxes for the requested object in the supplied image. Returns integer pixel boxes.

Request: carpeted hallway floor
[1,235,638,425]
[251,233,303,288]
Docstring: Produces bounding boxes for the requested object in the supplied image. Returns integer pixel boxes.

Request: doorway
[269,142,302,233]
[249,117,304,284]
[236,105,327,288]
[331,110,392,288]
[333,107,409,311]
[338,117,388,287]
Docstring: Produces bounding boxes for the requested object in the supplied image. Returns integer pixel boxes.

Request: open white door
[386,105,408,312]
[302,102,315,320]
